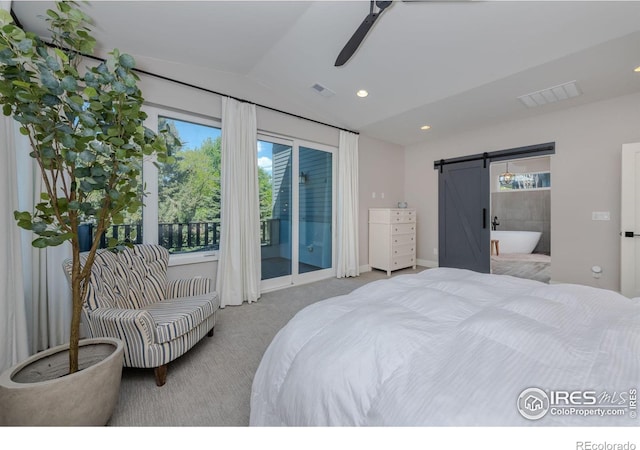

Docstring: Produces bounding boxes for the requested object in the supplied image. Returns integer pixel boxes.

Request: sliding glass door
[298,146,333,275]
[258,138,293,283]
[258,137,335,290]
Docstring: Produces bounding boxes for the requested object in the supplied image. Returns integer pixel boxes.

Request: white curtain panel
[336,130,360,278]
[216,97,261,307]
[14,119,72,354]
[0,115,29,373]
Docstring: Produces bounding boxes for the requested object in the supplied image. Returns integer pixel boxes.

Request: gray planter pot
[0,337,124,426]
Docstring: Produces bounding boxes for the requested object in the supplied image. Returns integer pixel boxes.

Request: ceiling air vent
[518,80,582,108]
[311,83,335,98]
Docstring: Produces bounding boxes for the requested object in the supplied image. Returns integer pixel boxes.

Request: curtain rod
[132,65,359,135]
[9,9,359,136]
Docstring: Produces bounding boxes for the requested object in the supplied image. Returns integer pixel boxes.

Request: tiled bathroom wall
[490,190,550,254]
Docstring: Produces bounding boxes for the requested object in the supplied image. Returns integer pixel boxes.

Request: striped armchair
[63,244,220,386]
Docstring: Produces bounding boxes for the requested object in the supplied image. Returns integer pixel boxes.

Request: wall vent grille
[311,83,335,98]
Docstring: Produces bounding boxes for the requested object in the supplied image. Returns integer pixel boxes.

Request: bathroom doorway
[489,156,551,282]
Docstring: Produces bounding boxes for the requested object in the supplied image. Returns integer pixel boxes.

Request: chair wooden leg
[208,327,214,337]
[154,364,167,387]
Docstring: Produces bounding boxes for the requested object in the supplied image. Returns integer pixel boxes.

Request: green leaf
[46,9,60,19]
[42,94,61,107]
[39,69,59,91]
[79,112,96,127]
[16,38,33,53]
[109,137,125,146]
[45,55,61,72]
[0,9,14,25]
[32,237,48,248]
[16,219,33,231]
[69,95,84,105]
[84,86,97,98]
[60,76,77,92]
[31,221,47,233]
[60,133,76,149]
[118,53,135,70]
[79,180,93,192]
[12,80,31,88]
[53,48,69,63]
[14,211,31,221]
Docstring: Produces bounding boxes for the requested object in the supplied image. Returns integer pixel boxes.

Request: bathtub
[491,230,542,254]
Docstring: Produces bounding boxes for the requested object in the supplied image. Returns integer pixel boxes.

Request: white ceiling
[11,0,640,146]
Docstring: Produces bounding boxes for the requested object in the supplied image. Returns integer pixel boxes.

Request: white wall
[358,135,405,269]
[404,91,640,291]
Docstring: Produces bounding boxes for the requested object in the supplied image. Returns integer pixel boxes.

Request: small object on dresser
[397,202,408,208]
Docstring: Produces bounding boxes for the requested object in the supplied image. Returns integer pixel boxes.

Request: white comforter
[250,268,640,426]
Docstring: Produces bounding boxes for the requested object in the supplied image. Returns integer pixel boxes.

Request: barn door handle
[623,231,640,237]
[483,208,487,229]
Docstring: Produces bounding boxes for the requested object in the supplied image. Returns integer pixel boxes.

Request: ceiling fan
[335,0,393,67]
[334,0,463,67]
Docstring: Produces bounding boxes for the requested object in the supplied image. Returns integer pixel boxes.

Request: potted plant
[0,2,172,425]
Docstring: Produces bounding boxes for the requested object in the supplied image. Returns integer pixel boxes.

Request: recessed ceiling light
[356,90,368,98]
[634,66,640,73]
[420,125,431,131]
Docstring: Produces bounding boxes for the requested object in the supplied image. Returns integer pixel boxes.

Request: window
[499,172,551,191]
[88,104,336,274]
[157,116,222,254]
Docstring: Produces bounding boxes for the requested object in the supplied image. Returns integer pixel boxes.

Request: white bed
[250,268,639,426]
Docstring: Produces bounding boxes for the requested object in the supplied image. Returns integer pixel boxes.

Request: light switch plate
[592,211,610,221]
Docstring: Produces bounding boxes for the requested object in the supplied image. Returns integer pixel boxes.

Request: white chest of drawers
[368,208,417,276]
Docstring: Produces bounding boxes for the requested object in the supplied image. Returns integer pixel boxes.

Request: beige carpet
[107,266,428,426]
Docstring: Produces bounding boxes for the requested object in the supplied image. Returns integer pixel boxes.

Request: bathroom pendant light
[499,162,515,186]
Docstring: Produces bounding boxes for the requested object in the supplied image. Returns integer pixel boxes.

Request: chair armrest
[86,308,156,346]
[166,277,212,298]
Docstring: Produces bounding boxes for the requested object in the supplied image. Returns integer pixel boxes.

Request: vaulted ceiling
[11,1,640,146]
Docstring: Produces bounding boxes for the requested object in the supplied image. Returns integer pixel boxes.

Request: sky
[168,117,273,174]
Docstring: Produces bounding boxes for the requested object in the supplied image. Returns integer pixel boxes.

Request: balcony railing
[82,219,278,253]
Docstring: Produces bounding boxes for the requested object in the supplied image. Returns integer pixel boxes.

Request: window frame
[142,105,222,266]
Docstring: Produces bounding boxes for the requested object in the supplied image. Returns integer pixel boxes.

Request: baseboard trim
[418,259,438,268]
[359,264,372,273]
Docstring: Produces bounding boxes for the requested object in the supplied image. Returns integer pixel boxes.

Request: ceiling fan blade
[334,12,380,67]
